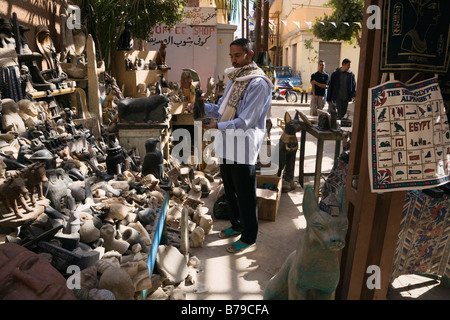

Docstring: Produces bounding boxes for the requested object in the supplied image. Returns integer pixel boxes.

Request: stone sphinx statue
[117,94,169,123]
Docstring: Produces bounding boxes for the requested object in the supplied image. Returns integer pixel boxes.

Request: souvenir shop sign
[147,24,217,92]
[148,24,214,48]
[380,0,450,73]
[368,77,450,192]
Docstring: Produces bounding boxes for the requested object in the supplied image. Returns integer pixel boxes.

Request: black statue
[193,88,205,120]
[277,111,302,192]
[117,94,169,123]
[141,138,171,189]
[117,21,133,51]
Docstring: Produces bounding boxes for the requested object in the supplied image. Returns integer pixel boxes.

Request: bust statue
[18,99,42,128]
[0,243,77,300]
[1,98,27,134]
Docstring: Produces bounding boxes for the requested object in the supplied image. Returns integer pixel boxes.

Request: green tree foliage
[304,38,318,75]
[82,0,186,72]
[312,0,364,46]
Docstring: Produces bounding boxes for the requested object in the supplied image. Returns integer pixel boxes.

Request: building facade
[268,0,360,90]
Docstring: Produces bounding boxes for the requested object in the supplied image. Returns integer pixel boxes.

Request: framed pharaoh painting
[380,0,450,73]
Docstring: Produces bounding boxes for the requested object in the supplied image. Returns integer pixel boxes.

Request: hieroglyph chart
[368,77,450,192]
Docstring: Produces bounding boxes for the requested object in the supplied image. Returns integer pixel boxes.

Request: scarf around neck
[218,61,273,122]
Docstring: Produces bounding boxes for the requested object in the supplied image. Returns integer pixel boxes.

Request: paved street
[181,100,450,301]
[183,100,345,299]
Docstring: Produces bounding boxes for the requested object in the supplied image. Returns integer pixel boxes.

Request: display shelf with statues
[114,50,169,98]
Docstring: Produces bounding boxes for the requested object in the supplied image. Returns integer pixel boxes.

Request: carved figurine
[277,111,302,192]
[100,224,130,254]
[105,133,125,176]
[18,99,43,128]
[159,73,169,88]
[141,138,171,188]
[125,58,133,70]
[203,76,215,102]
[102,88,116,125]
[141,138,163,177]
[1,98,27,134]
[43,167,73,211]
[117,94,169,123]
[0,172,32,217]
[0,157,6,179]
[104,72,124,100]
[180,70,195,103]
[214,74,225,103]
[21,162,48,206]
[154,40,167,67]
[0,243,77,300]
[193,88,206,121]
[35,24,67,87]
[263,185,348,300]
[117,21,133,51]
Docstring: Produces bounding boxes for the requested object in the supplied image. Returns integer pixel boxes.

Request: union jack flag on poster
[368,76,450,192]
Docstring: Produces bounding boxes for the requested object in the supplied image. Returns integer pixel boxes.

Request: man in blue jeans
[189,38,273,253]
[310,59,329,116]
[326,58,356,120]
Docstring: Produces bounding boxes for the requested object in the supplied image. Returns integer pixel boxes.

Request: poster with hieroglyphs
[368,77,450,192]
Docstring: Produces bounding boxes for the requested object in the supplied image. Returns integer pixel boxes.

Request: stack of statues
[0,10,219,301]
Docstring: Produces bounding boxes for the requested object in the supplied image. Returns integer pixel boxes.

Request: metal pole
[255,0,261,56]
[246,0,250,39]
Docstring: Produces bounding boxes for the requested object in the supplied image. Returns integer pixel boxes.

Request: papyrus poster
[368,77,450,192]
[380,0,450,73]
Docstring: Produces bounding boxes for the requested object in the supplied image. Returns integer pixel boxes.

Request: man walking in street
[310,59,329,116]
[188,38,273,254]
[326,58,356,120]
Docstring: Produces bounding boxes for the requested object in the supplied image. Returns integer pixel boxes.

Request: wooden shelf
[30,87,91,121]
[30,87,77,99]
[114,50,168,98]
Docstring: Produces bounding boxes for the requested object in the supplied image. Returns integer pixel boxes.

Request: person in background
[326,58,356,120]
[188,38,273,253]
[309,59,329,116]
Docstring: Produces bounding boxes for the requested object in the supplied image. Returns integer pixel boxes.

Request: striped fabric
[391,190,450,281]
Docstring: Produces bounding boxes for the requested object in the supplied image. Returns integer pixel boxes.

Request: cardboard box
[256,175,282,221]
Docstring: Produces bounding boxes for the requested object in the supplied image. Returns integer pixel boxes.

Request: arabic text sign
[147,24,217,91]
[148,24,214,48]
[368,77,450,192]
[183,7,217,26]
